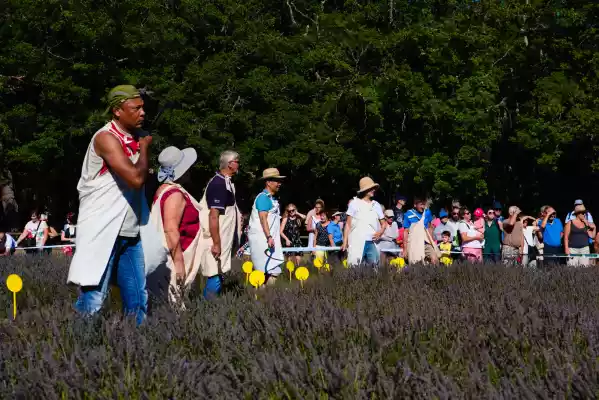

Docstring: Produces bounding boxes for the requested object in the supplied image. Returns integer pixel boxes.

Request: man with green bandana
[68,84,166,325]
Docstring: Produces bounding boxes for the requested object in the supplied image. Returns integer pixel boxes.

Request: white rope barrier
[11,243,599,259]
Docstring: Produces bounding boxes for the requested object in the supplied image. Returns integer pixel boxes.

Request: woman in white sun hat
[248,168,285,285]
[150,146,202,305]
[376,209,401,266]
[341,177,387,267]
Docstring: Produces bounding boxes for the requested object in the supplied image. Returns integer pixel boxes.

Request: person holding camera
[537,205,563,263]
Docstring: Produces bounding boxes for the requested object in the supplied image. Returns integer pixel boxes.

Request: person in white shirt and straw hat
[341,177,387,266]
[248,168,285,285]
[150,146,202,306]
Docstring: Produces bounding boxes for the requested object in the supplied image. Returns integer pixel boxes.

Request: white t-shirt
[522,226,537,255]
[3,234,16,250]
[457,221,483,249]
[24,220,48,247]
[346,199,384,241]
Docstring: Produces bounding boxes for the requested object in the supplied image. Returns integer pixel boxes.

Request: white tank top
[79,121,141,236]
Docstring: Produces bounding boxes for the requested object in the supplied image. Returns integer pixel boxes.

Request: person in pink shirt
[473,208,485,236]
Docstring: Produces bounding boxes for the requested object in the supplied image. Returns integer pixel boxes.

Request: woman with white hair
[151,146,202,304]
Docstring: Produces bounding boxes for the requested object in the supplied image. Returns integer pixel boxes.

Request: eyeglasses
[487,212,494,215]
[288,209,296,212]
[452,212,459,216]
[464,211,471,215]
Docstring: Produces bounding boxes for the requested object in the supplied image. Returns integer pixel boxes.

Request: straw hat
[357,177,379,194]
[574,204,587,214]
[260,168,286,180]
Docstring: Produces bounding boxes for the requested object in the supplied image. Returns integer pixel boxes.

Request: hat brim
[357,183,379,194]
[261,175,286,180]
[172,148,197,181]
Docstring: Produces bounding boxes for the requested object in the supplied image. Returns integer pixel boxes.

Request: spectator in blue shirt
[537,205,564,262]
[328,212,344,246]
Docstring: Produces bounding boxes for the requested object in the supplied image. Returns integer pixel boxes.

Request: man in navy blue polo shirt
[200,150,240,298]
[538,205,563,263]
[393,193,407,227]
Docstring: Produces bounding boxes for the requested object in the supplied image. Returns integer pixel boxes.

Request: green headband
[105,85,141,114]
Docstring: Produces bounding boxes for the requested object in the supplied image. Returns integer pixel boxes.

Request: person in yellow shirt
[439,231,453,266]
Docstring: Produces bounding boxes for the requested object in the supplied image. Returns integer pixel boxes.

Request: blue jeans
[75,236,147,325]
[203,275,222,299]
[362,241,380,266]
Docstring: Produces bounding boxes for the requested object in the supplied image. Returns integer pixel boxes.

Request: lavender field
[1,256,599,398]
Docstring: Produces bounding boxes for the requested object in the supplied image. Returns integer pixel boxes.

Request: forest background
[1,0,598,227]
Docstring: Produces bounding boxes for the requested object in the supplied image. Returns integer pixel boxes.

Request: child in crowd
[473,208,485,235]
[439,231,453,266]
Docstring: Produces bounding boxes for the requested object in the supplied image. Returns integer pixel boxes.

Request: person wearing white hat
[198,150,242,298]
[376,209,400,266]
[150,146,202,305]
[341,177,386,266]
[248,168,286,284]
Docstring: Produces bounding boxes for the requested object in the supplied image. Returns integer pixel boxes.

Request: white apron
[347,198,381,266]
[406,212,427,264]
[150,184,202,302]
[68,122,167,286]
[198,174,241,277]
[248,191,283,275]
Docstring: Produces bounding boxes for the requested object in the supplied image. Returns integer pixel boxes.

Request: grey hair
[219,150,240,169]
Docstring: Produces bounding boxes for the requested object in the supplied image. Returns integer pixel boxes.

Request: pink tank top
[154,187,199,251]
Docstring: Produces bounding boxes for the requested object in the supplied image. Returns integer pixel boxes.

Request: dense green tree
[1,0,598,224]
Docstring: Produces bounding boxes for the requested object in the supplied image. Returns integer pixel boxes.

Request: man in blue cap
[433,209,456,242]
[393,193,407,228]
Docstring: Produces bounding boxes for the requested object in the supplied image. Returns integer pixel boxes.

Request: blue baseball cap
[493,201,502,209]
[395,193,407,202]
[439,209,448,218]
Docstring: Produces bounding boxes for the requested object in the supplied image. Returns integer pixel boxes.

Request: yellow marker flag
[6,274,23,320]
[286,261,295,280]
[249,270,265,299]
[295,267,309,288]
[242,261,253,284]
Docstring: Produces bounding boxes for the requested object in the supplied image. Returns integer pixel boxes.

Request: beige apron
[407,212,427,264]
[198,175,241,277]
[150,184,202,305]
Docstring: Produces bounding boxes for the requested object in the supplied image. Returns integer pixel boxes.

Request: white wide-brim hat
[158,146,197,182]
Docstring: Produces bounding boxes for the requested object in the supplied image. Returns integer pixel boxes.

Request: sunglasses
[464,211,471,215]
[287,209,296,212]
[487,211,494,215]
[452,212,459,216]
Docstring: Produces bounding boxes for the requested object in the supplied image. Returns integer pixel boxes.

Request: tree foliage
[1,0,598,217]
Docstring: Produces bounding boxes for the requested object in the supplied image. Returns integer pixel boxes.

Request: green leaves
[1,0,598,213]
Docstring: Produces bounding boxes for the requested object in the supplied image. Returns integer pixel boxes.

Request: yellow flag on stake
[6,274,23,320]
